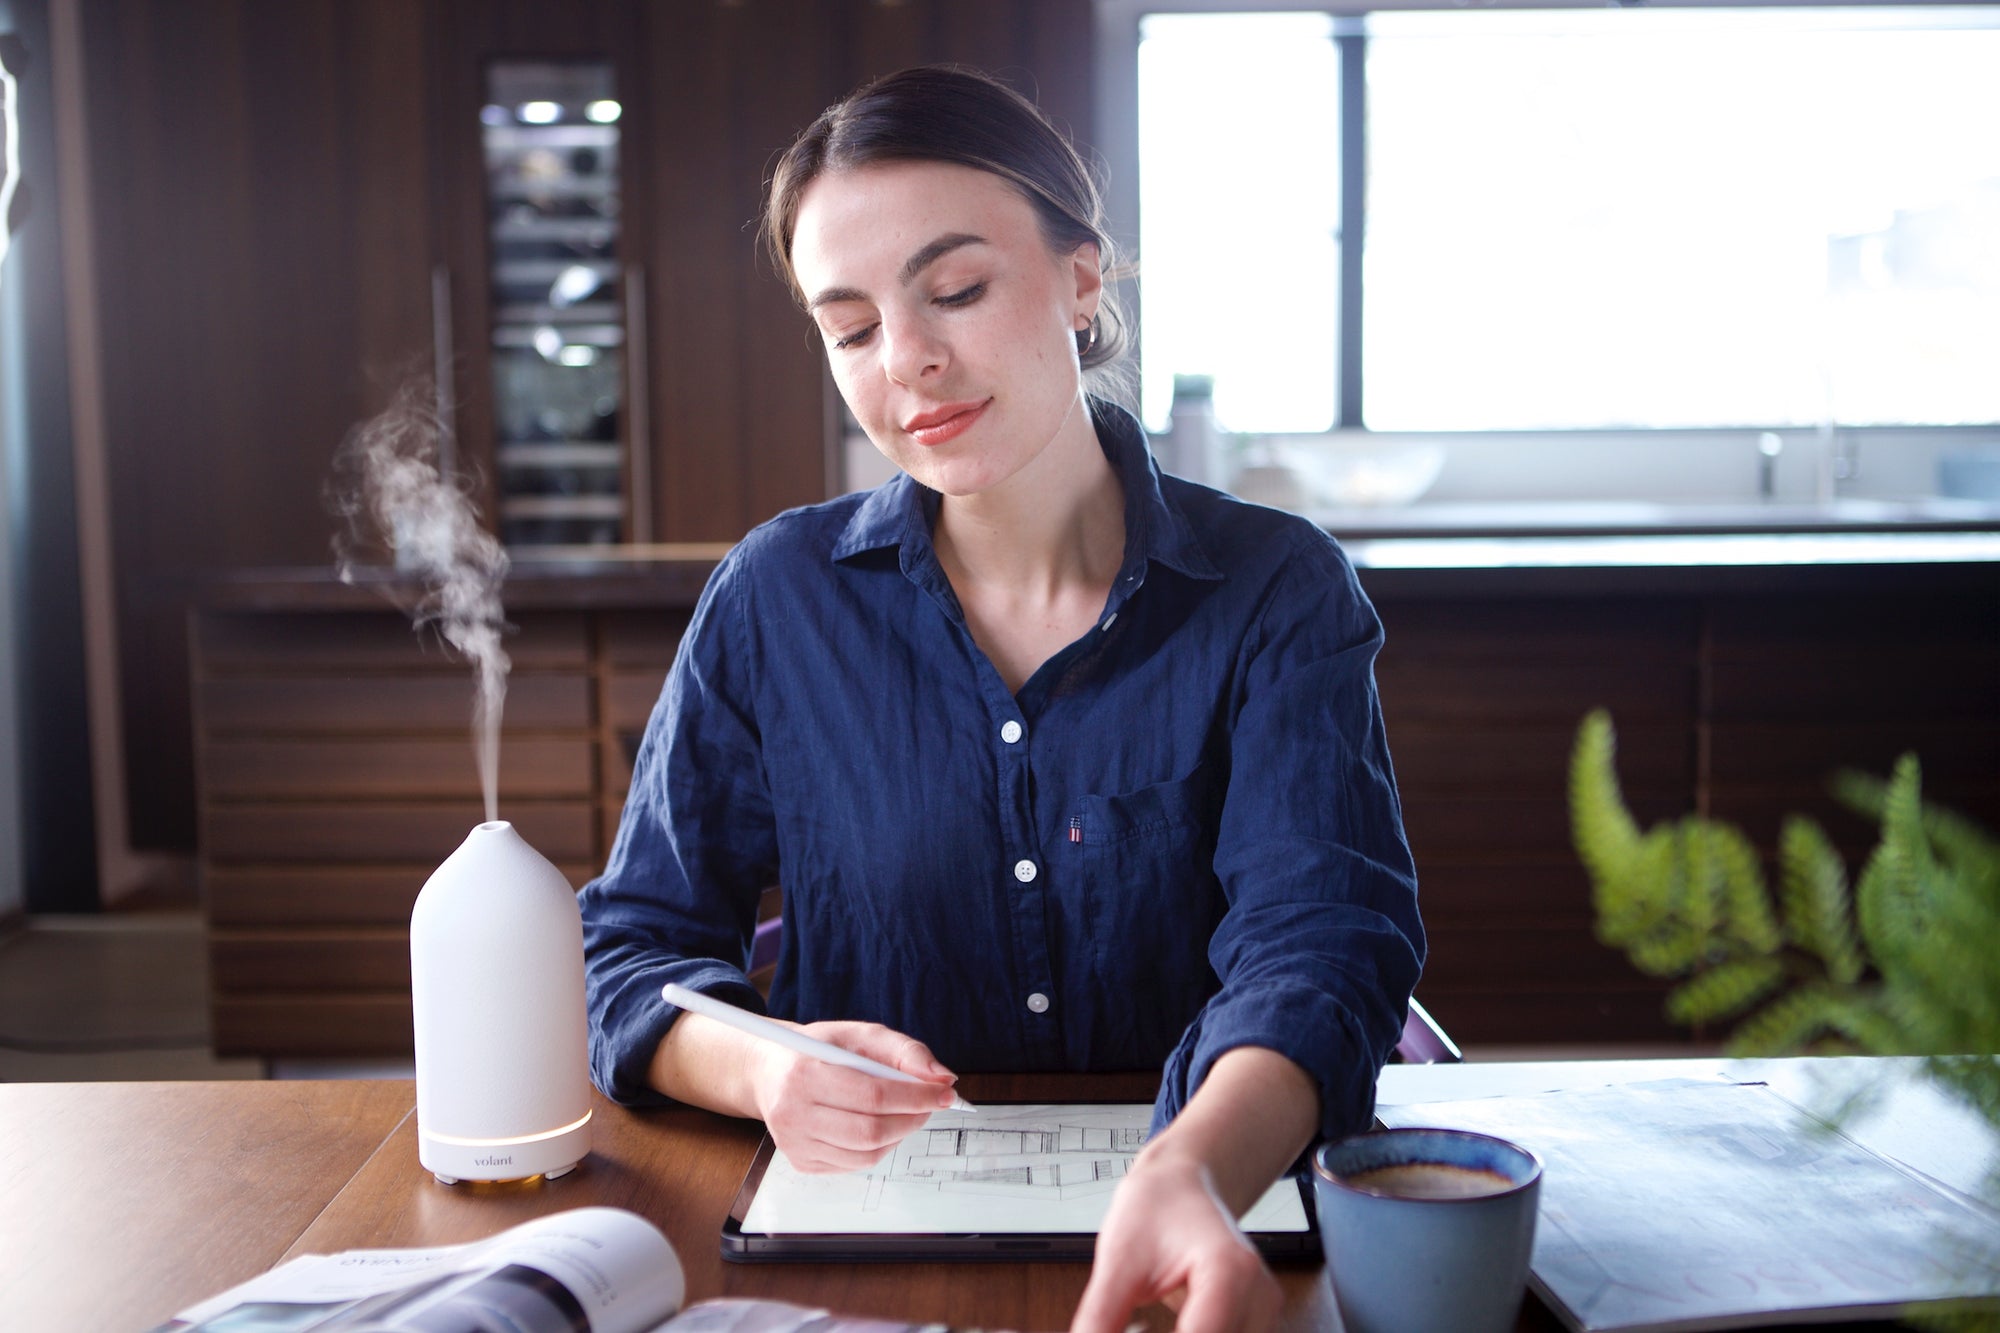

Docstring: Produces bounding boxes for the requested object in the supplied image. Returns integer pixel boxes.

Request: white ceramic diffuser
[411,820,592,1184]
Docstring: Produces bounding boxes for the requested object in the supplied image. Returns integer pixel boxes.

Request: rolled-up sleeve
[1153,534,1425,1141]
[578,553,779,1105]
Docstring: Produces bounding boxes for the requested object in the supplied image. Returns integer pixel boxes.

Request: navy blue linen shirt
[579,401,1424,1140]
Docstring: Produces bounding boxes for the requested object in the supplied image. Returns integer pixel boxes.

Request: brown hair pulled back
[763,64,1129,380]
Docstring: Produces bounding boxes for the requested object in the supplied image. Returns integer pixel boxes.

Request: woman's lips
[902,399,990,447]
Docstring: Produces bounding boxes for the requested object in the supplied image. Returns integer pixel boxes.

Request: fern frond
[1711,819,1782,954]
[1725,983,1851,1057]
[1854,756,1936,983]
[1777,816,1861,984]
[1666,955,1787,1025]
[1571,709,1645,904]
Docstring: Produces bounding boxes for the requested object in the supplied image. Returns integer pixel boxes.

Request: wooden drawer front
[203,800,595,865]
[602,668,667,795]
[1392,719,1692,798]
[205,863,596,926]
[202,737,591,800]
[606,669,666,731]
[1413,861,1595,925]
[211,995,415,1058]
[198,673,592,734]
[1709,720,1999,791]
[599,609,693,665]
[1414,986,1680,1047]
[1401,791,1690,862]
[1706,597,2000,723]
[210,929,409,992]
[1377,599,1700,724]
[198,610,589,669]
[1420,923,1653,991]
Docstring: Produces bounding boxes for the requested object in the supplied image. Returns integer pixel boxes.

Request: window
[1124,5,2000,437]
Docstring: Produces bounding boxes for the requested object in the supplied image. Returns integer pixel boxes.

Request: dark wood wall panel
[86,2,1098,857]
[79,0,435,849]
[642,0,840,543]
[202,737,591,800]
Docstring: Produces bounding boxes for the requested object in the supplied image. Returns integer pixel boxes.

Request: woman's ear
[1069,241,1104,329]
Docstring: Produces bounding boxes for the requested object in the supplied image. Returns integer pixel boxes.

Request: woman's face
[789,160,1102,499]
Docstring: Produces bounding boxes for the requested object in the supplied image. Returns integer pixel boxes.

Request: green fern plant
[1571,709,2000,1328]
[1571,709,1999,1069]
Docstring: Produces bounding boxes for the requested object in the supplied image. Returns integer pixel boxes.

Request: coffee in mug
[1312,1127,1542,1333]
[1338,1161,1518,1199]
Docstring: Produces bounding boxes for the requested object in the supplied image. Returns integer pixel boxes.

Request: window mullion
[1337,30,1367,431]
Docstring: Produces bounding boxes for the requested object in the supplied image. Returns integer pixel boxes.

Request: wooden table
[5,1071,1340,1333]
[8,1061,1974,1332]
[0,1079,416,1333]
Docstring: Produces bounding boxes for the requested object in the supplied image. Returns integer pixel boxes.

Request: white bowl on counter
[1262,435,1447,508]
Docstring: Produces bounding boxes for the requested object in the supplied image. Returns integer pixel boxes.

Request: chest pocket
[1073,765,1223,975]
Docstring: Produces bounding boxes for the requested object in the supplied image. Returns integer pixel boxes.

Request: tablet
[721,1102,1321,1263]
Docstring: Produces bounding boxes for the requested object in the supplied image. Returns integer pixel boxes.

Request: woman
[580,65,1423,1332]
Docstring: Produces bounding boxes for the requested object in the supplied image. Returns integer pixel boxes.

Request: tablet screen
[725,1102,1316,1262]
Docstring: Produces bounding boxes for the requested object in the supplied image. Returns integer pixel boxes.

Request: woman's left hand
[1069,1153,1283,1333]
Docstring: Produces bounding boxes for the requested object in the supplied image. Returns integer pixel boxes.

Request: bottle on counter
[1161,374,1221,487]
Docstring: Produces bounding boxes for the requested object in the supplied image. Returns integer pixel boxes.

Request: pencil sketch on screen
[740,1103,1309,1235]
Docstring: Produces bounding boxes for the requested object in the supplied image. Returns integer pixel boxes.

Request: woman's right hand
[743,1019,961,1173]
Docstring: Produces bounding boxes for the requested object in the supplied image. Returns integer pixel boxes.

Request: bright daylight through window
[1136,7,2000,436]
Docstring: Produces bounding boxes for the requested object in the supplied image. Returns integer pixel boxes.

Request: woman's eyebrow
[806,232,988,312]
[898,232,985,285]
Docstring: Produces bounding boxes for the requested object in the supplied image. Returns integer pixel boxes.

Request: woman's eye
[830,324,877,351]
[935,282,985,308]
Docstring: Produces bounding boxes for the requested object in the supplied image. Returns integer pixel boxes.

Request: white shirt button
[1000,720,1023,744]
[1026,992,1051,1014]
[1101,612,1118,631]
[1013,859,1038,883]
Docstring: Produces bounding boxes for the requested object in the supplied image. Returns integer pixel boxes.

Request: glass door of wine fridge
[481,60,634,548]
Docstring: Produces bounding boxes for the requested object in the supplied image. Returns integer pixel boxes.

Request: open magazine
[146,1207,931,1333]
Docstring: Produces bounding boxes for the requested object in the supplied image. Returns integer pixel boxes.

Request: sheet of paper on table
[1376,1079,2000,1333]
[741,1102,1309,1235]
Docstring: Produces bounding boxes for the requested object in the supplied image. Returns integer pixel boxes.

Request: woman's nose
[882,317,946,384]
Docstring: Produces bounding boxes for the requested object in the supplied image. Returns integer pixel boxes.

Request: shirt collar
[831,399,1223,584]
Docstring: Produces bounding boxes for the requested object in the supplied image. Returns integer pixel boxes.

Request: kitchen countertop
[1313,496,2000,538]
[199,508,2000,612]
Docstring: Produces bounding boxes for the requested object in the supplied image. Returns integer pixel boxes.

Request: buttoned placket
[992,682,1061,1062]
[910,545,1067,1065]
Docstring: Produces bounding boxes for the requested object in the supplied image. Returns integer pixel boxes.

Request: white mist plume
[330,379,511,824]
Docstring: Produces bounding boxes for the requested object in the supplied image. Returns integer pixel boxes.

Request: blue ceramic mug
[1312,1127,1542,1333]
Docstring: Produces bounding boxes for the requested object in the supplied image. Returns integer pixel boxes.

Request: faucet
[1815,420,1860,505]
[1757,432,1783,502]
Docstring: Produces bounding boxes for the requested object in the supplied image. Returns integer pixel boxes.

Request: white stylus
[661,982,978,1113]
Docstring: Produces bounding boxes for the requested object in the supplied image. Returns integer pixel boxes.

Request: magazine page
[160,1207,685,1333]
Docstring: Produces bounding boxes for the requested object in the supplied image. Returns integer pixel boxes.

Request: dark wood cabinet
[75,0,438,850]
[191,563,2000,1058]
[1369,580,2000,1047]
